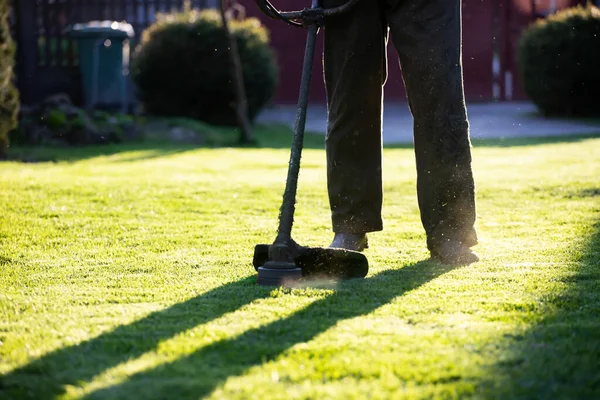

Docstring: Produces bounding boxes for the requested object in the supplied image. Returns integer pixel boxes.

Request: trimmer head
[254,243,369,282]
[256,243,303,286]
[257,262,303,286]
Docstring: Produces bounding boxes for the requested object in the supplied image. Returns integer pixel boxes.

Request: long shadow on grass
[6,132,599,164]
[477,202,600,397]
[383,133,600,150]
[5,143,203,163]
[81,259,458,400]
[0,276,271,399]
[468,133,600,149]
[4,127,332,163]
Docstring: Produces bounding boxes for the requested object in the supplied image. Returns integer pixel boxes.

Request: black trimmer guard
[253,244,369,280]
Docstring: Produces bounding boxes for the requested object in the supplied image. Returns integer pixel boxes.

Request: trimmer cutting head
[254,243,369,284]
[257,262,303,286]
[256,243,303,286]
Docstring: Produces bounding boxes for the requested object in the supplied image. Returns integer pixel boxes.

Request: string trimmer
[253,0,368,286]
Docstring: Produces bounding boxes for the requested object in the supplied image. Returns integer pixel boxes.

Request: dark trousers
[324,0,478,250]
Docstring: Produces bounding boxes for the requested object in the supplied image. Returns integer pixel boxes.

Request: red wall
[243,0,494,104]
[242,1,327,104]
[461,0,495,101]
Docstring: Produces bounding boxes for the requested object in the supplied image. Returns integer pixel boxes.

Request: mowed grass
[0,127,599,399]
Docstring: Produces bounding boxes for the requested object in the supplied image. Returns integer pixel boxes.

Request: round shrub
[517,5,600,116]
[132,9,278,126]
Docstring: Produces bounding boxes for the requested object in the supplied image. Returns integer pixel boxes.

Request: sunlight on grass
[1,135,599,399]
[63,292,331,399]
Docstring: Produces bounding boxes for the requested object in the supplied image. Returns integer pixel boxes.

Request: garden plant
[518,4,600,116]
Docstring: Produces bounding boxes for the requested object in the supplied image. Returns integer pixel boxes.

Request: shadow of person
[81,259,459,399]
[476,216,600,397]
[0,276,270,399]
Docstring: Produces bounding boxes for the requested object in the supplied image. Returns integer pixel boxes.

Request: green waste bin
[66,21,135,112]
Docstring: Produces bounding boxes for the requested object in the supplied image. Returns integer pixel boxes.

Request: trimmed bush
[0,0,19,157]
[131,8,278,126]
[517,5,600,116]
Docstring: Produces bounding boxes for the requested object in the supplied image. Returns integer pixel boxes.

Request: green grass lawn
[1,127,599,399]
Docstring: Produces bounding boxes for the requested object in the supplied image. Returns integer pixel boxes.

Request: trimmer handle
[255,0,362,28]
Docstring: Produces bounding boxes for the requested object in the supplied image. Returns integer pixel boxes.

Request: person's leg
[386,0,478,263]
[323,0,387,245]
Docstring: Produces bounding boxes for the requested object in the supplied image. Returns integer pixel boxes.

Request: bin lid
[66,21,135,39]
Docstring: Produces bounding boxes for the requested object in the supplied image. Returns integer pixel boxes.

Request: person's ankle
[329,232,368,252]
[430,240,478,265]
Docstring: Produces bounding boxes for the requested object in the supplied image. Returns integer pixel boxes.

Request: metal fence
[12,0,215,105]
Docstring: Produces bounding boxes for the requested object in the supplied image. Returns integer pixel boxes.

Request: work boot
[430,240,479,266]
[329,233,368,252]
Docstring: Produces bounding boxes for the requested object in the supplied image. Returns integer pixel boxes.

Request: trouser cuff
[332,214,383,234]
